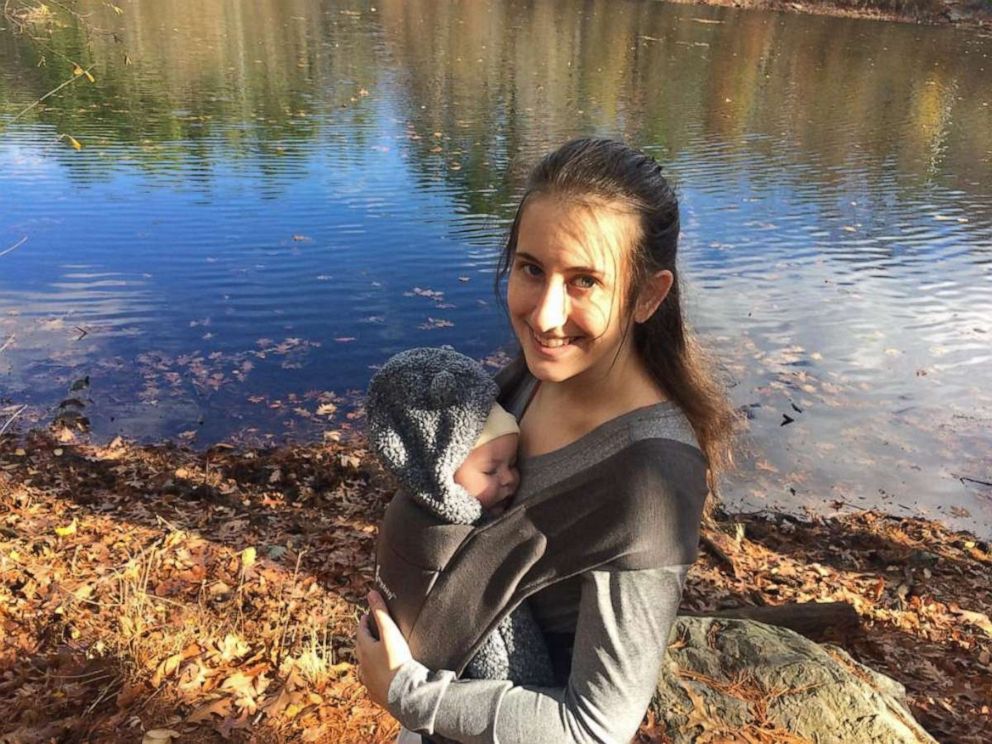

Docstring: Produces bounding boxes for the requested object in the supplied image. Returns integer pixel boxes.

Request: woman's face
[507,196,641,385]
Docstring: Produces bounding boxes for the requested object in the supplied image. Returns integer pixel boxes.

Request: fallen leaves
[418,316,454,330]
[405,286,455,309]
[151,652,184,688]
[187,695,233,724]
[142,729,180,744]
[55,518,77,537]
[60,133,83,150]
[685,509,992,744]
[1,430,988,742]
[0,430,394,742]
[950,608,992,637]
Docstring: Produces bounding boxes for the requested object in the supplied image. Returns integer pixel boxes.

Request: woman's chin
[522,353,575,383]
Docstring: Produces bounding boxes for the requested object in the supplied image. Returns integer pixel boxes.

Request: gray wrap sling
[374,359,709,743]
[376,436,707,680]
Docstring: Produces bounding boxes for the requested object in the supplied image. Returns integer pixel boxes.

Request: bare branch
[0,405,28,437]
[0,236,27,257]
[5,70,90,125]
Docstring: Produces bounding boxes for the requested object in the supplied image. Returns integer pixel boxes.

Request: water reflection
[1,0,990,536]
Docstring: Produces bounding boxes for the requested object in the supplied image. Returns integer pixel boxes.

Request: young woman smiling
[356,137,736,743]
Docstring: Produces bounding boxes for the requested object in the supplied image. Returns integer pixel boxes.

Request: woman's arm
[385,564,689,744]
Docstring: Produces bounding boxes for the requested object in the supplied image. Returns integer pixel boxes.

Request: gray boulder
[653,616,936,743]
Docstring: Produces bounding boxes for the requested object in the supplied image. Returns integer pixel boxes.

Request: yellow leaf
[152,652,183,687]
[241,546,256,570]
[112,4,123,14]
[215,632,248,661]
[221,671,255,695]
[55,519,77,537]
[73,64,84,76]
[62,135,82,151]
[84,70,95,83]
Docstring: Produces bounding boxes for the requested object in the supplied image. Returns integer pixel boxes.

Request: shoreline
[0,428,989,742]
[671,0,992,28]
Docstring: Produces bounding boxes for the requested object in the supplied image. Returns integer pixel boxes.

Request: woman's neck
[528,349,667,443]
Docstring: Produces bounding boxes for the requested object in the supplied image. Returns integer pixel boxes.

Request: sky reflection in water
[1,0,990,536]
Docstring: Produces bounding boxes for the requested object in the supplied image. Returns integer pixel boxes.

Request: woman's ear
[634,269,674,324]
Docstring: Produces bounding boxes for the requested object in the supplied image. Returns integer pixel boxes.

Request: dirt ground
[0,430,989,743]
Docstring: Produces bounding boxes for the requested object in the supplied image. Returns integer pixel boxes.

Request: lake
[1,0,990,537]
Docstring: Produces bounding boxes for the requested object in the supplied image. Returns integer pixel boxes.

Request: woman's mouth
[530,329,578,352]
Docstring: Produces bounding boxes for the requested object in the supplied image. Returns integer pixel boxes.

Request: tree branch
[0,236,27,257]
[0,405,28,437]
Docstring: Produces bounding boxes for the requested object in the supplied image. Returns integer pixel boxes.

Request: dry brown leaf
[952,608,992,636]
[187,696,233,723]
[141,730,180,744]
[151,652,183,687]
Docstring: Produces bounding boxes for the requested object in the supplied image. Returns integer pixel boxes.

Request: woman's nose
[532,279,567,332]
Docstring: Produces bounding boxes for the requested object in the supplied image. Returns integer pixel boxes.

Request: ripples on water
[1,0,990,536]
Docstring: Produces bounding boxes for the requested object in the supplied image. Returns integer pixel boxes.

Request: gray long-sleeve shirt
[387,386,702,744]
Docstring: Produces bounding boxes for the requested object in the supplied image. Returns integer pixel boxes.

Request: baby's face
[453,433,520,512]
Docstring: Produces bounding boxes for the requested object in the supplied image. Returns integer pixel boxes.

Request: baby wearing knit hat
[451,400,520,517]
[367,347,555,687]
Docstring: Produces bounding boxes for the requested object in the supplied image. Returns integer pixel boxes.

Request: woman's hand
[355,590,413,707]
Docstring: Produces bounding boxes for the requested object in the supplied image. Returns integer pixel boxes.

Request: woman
[356,137,736,743]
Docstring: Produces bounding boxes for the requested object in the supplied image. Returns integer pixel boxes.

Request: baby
[366,347,555,686]
[450,400,519,517]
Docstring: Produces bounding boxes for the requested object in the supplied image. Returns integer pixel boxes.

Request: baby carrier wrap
[367,348,555,686]
[373,355,708,744]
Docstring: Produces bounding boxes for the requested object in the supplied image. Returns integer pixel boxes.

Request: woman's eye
[573,275,597,289]
[517,261,542,278]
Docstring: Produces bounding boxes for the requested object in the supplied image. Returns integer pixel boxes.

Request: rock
[653,616,936,743]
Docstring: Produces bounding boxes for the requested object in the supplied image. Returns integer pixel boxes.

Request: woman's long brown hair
[495,137,739,487]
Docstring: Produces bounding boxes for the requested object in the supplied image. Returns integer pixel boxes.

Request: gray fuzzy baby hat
[366,347,500,525]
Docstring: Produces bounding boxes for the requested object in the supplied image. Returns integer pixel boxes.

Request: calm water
[1,1,990,536]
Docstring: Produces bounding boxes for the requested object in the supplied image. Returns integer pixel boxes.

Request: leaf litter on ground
[0,430,988,742]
